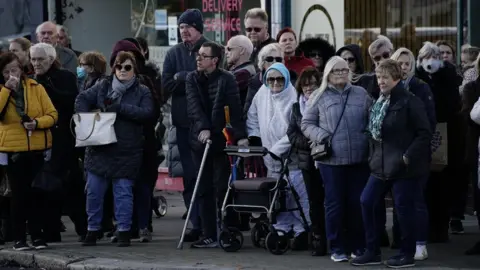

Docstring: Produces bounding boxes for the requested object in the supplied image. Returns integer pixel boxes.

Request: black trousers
[193,148,230,239]
[449,164,470,220]
[63,162,88,237]
[7,152,45,242]
[301,168,326,237]
[426,170,450,240]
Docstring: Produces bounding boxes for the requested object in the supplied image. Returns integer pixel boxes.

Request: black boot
[117,231,131,247]
[82,231,98,246]
[310,233,327,256]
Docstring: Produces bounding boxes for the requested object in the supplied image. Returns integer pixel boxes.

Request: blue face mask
[77,66,86,79]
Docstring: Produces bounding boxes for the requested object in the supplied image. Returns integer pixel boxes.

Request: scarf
[108,75,135,104]
[368,94,391,141]
[299,94,307,115]
[13,80,26,117]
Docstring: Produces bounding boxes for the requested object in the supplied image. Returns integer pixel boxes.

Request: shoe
[117,231,131,247]
[183,229,201,242]
[350,250,364,259]
[82,231,98,246]
[465,241,480,255]
[310,234,327,256]
[32,239,48,250]
[13,241,31,251]
[414,245,428,261]
[450,220,465,234]
[291,231,308,251]
[351,251,382,266]
[385,255,415,268]
[330,253,349,262]
[139,228,152,243]
[191,237,218,248]
[110,231,118,243]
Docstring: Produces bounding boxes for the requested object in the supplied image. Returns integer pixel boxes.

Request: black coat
[462,79,480,167]
[287,102,315,171]
[185,69,246,153]
[368,84,432,180]
[75,77,154,180]
[35,67,78,181]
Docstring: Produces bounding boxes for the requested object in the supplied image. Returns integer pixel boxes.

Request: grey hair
[368,36,394,56]
[36,21,58,34]
[30,43,57,61]
[257,43,283,69]
[229,35,254,56]
[391,47,416,78]
[417,41,441,68]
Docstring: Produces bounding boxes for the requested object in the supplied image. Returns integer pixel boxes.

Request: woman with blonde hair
[388,48,436,260]
[302,56,372,262]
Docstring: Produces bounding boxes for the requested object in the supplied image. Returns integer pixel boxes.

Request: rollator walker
[217,145,310,255]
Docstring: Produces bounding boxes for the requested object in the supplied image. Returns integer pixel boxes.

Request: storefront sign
[202,0,243,32]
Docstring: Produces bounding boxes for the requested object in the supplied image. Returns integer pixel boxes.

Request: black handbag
[311,91,351,161]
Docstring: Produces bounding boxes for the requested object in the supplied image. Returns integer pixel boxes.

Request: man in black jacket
[186,42,246,248]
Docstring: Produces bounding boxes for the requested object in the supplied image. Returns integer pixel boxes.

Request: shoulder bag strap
[328,90,351,144]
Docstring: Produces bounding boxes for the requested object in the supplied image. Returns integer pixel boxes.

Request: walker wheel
[154,195,168,217]
[265,230,290,255]
[251,222,269,248]
[219,227,243,252]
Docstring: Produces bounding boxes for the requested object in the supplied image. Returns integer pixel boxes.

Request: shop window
[345,0,460,72]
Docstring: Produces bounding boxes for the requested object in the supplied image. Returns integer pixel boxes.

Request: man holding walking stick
[185,41,247,248]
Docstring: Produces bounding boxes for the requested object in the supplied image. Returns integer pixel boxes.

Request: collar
[184,36,207,53]
[232,61,253,72]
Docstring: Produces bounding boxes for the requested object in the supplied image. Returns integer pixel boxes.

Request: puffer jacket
[75,77,154,180]
[287,101,315,170]
[167,125,183,177]
[301,84,372,165]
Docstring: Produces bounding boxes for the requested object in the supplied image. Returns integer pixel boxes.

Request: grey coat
[301,84,372,165]
[75,77,154,180]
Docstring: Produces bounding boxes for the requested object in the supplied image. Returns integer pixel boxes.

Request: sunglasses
[308,52,322,58]
[343,57,356,63]
[264,56,283,63]
[266,77,285,84]
[246,27,262,33]
[115,64,133,72]
[331,68,350,75]
[226,46,238,52]
[373,52,391,62]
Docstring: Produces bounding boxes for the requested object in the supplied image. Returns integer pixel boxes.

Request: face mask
[421,58,442,74]
[77,66,86,79]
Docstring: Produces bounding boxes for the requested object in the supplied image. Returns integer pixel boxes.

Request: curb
[0,249,237,270]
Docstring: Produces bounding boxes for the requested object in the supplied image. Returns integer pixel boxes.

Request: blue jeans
[135,182,153,230]
[318,164,369,254]
[176,127,201,231]
[361,175,418,257]
[86,171,134,232]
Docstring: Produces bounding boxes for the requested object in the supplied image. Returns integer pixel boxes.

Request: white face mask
[421,58,442,74]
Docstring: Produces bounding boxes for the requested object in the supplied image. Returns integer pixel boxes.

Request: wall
[61,0,132,63]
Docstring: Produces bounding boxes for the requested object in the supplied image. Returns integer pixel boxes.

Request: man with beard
[186,41,246,248]
[35,21,77,74]
[225,35,255,108]
[244,8,276,65]
[162,9,210,243]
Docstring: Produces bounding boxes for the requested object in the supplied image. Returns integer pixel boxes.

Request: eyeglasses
[373,52,391,62]
[246,27,262,33]
[196,54,215,60]
[264,56,283,63]
[115,64,133,72]
[331,68,350,75]
[226,46,238,52]
[343,57,356,63]
[266,77,285,84]
[308,52,322,58]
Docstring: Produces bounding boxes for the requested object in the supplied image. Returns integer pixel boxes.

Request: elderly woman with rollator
[351,60,431,268]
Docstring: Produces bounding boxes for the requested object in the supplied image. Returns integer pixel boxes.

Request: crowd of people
[0,6,480,269]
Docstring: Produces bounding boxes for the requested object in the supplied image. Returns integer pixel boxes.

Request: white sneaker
[414,245,428,261]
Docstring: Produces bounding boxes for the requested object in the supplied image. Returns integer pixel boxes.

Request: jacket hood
[336,44,365,74]
[263,63,290,90]
[298,38,336,66]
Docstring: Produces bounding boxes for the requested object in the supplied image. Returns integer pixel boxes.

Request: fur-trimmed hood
[298,38,336,71]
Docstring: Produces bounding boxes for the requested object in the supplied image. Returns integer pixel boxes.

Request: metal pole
[457,0,464,65]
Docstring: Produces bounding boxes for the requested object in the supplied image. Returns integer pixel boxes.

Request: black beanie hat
[178,9,204,34]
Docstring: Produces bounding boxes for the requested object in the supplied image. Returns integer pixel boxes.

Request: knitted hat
[276,27,297,42]
[178,9,204,34]
[109,40,144,68]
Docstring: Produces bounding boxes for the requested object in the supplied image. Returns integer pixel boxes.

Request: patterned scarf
[108,75,136,104]
[368,94,391,141]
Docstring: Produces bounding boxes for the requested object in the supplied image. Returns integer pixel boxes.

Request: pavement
[0,192,480,270]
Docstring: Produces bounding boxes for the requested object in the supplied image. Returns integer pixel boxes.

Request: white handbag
[71,112,117,147]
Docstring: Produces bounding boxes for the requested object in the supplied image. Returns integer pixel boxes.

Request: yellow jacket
[0,78,58,152]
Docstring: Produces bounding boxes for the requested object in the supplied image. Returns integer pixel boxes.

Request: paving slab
[0,193,479,269]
